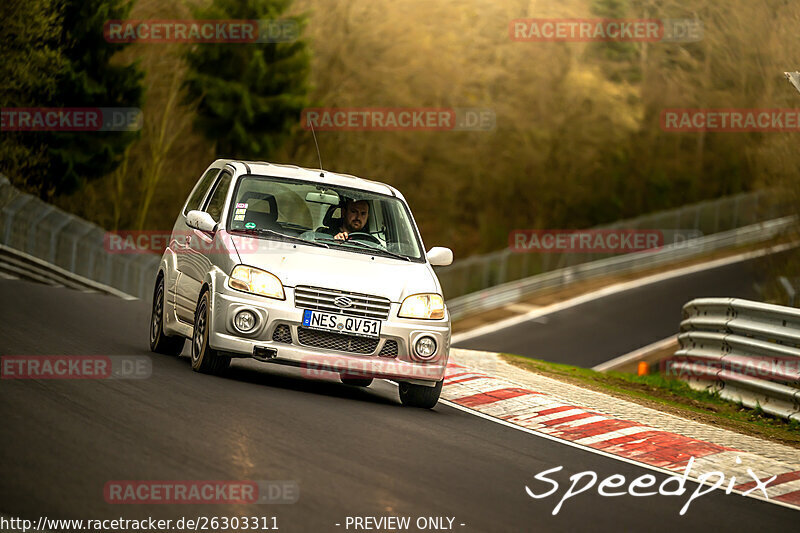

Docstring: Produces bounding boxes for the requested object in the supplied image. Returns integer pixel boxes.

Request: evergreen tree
[47,0,144,196]
[0,0,64,191]
[183,0,311,158]
[0,0,144,197]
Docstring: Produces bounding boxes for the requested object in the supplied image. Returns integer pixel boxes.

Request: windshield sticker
[235,208,247,215]
[234,215,245,221]
[236,202,248,209]
[245,222,256,229]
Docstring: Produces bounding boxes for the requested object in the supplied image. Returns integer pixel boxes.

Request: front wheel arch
[190,288,230,375]
[149,273,185,356]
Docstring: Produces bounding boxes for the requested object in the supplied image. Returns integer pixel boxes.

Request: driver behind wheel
[324,199,370,241]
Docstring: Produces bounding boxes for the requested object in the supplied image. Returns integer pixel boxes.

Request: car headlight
[228,265,285,300]
[398,294,445,320]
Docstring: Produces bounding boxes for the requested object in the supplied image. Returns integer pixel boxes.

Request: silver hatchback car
[149,159,454,408]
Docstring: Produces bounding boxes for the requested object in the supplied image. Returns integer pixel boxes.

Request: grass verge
[501,353,800,448]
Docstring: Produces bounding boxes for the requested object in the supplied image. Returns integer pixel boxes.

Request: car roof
[213,159,404,199]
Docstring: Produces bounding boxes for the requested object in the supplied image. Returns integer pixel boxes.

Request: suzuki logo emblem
[333,296,353,308]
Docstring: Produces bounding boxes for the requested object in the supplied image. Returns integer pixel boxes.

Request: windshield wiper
[368,247,412,261]
[323,239,411,261]
[231,228,329,248]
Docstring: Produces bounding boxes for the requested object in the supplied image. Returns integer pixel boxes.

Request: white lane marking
[435,397,800,512]
[506,303,543,313]
[452,241,799,344]
[593,335,678,372]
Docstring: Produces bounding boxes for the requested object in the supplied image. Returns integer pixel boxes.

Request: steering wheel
[347,232,383,245]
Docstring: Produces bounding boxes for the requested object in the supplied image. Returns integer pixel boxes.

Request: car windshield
[227,175,424,261]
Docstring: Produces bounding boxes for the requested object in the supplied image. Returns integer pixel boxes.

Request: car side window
[183,168,221,215]
[203,171,233,223]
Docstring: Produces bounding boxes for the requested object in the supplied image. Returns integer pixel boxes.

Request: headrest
[241,192,277,215]
[244,210,278,226]
[322,204,341,228]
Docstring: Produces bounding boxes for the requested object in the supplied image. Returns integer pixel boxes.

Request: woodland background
[3,0,800,261]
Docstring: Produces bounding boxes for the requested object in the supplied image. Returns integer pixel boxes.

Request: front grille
[297,327,379,354]
[272,324,292,344]
[379,340,398,357]
[295,286,391,320]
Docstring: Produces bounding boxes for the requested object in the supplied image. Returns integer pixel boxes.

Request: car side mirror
[427,247,453,266]
[186,210,217,233]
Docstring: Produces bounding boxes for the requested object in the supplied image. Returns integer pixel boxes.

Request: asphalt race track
[0,277,797,531]
[454,254,776,367]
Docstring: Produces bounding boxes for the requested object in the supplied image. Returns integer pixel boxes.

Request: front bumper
[209,281,450,384]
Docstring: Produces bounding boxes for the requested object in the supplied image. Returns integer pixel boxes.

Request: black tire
[149,276,185,356]
[340,375,374,387]
[398,380,443,409]
[191,291,230,375]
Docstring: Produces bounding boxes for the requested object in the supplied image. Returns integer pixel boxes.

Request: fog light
[414,336,437,359]
[234,310,256,333]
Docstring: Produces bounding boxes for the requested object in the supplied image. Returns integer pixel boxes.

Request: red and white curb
[440,360,800,510]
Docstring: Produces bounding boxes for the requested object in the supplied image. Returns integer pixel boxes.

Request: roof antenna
[309,120,324,178]
[785,72,800,95]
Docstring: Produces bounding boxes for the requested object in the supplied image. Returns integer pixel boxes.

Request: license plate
[302,309,381,338]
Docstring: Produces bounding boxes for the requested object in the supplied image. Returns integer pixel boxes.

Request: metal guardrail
[674,298,800,421]
[446,217,797,320]
[0,244,136,299]
[436,190,792,301]
[0,175,158,299]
